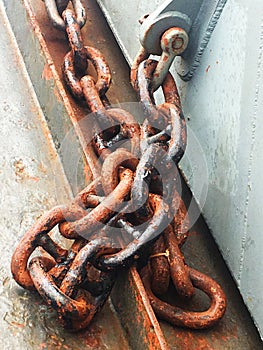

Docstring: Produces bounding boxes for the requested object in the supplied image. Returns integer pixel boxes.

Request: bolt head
[161,27,189,55]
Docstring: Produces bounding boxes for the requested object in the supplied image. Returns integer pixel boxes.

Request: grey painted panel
[238,5,263,330]
[97,0,263,336]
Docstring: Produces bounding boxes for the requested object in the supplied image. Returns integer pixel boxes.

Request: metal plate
[1,0,262,348]
[139,0,228,80]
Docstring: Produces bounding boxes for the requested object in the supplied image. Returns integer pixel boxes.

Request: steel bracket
[140,0,228,81]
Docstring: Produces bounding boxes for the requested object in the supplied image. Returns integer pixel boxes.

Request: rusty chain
[11,0,226,332]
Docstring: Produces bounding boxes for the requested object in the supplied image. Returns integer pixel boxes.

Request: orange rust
[130,268,169,350]
[23,0,101,179]
[141,265,227,329]
[164,225,195,299]
[11,176,105,289]
[10,322,25,328]
[59,168,134,239]
[53,86,62,102]
[10,1,231,344]
[130,46,149,90]
[83,158,92,184]
[150,235,170,295]
[100,148,138,195]
[13,159,40,182]
[42,63,53,81]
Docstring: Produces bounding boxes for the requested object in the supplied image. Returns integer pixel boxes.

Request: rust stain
[81,324,103,348]
[84,158,92,184]
[42,63,53,81]
[206,65,211,73]
[38,161,47,174]
[13,158,26,179]
[10,321,25,328]
[130,269,169,350]
[13,159,40,182]
[53,86,62,102]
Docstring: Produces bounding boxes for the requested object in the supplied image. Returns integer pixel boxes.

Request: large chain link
[11,0,226,332]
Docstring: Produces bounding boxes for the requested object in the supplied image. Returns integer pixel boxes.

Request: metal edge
[178,0,228,81]
[111,267,169,350]
[96,0,133,66]
[2,0,96,193]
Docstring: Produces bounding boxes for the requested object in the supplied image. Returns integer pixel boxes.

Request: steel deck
[0,0,262,348]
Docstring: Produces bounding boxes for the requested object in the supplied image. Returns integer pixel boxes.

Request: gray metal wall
[97,0,263,337]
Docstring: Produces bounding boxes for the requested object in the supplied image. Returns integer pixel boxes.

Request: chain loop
[136,59,187,164]
[93,193,172,271]
[163,224,195,299]
[11,205,83,289]
[62,46,111,100]
[149,235,170,295]
[63,9,88,71]
[29,256,110,331]
[11,1,227,332]
[59,168,134,239]
[43,0,86,30]
[11,176,107,289]
[141,265,227,329]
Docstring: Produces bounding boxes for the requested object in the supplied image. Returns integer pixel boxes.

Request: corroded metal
[63,8,88,71]
[29,255,113,331]
[59,168,134,239]
[141,264,227,329]
[134,54,226,329]
[11,0,227,334]
[62,46,111,100]
[149,235,170,295]
[95,193,171,270]
[163,224,195,299]
[152,27,189,91]
[44,0,86,30]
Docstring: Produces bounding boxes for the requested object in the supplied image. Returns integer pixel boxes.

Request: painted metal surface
[0,2,130,348]
[139,0,228,80]
[1,0,166,348]
[97,0,263,338]
[1,0,262,347]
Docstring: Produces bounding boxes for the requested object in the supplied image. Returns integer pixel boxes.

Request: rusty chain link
[11,0,226,332]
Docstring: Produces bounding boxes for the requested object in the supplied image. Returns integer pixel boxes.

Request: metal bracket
[140,0,228,81]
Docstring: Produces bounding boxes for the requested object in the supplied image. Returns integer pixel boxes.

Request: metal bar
[111,267,169,350]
